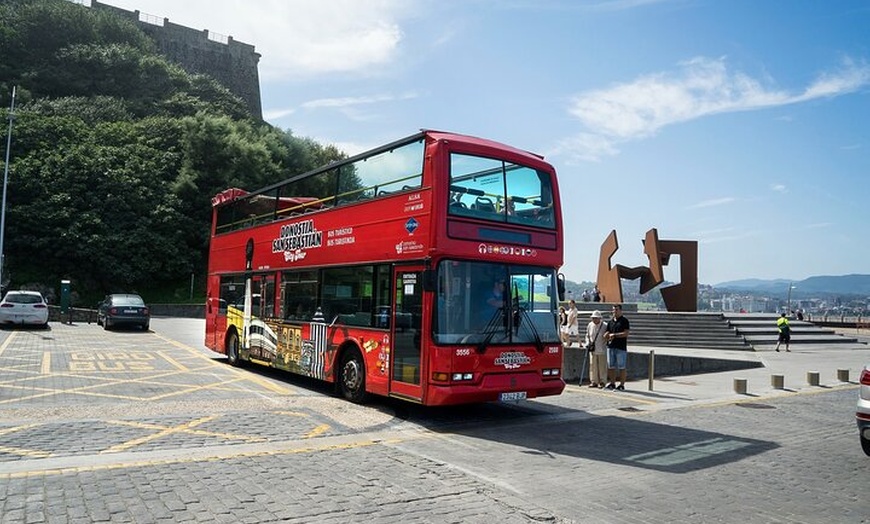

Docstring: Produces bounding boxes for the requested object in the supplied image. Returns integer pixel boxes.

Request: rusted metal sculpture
[596,228,698,312]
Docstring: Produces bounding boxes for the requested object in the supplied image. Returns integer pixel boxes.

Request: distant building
[88,0,263,119]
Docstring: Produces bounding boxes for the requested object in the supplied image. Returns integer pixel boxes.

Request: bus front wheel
[226,331,243,367]
[339,347,368,403]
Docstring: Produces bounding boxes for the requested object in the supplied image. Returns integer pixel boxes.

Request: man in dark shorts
[604,304,630,390]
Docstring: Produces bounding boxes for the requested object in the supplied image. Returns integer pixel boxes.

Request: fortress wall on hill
[90,0,262,119]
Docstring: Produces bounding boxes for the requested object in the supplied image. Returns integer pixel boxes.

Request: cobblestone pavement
[0,321,867,523]
[394,389,869,524]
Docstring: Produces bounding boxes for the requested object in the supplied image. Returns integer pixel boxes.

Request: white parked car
[858,365,870,457]
[0,290,49,327]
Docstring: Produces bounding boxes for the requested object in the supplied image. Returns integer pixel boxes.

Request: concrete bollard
[648,350,655,392]
[837,369,850,382]
[771,374,784,389]
[734,378,748,395]
[807,371,820,387]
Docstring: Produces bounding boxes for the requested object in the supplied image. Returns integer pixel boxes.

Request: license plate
[123,309,138,314]
[499,391,527,402]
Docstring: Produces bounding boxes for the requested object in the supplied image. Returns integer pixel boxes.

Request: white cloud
[562,56,870,161]
[690,227,736,237]
[305,136,371,156]
[300,92,419,110]
[697,229,766,244]
[262,107,296,120]
[266,91,420,123]
[100,0,414,79]
[550,132,620,163]
[687,197,735,209]
[770,184,787,193]
[803,222,833,229]
[798,57,870,99]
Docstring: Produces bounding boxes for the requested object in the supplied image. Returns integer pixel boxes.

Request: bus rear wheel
[339,348,368,403]
[226,331,243,367]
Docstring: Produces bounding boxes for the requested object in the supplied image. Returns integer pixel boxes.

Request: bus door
[205,282,223,350]
[247,274,277,362]
[389,266,424,401]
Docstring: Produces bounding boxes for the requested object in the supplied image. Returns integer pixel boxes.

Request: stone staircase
[724,313,861,347]
[621,311,750,350]
[572,310,862,351]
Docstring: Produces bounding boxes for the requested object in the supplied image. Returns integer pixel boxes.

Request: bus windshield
[448,153,555,229]
[433,260,559,345]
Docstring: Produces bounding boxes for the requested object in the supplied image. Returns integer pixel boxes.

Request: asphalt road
[0,318,866,523]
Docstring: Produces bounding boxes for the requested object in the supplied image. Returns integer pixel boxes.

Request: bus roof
[212,130,548,208]
[423,130,545,162]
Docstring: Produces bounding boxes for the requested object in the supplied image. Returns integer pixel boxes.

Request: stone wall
[90,1,262,119]
[562,346,762,382]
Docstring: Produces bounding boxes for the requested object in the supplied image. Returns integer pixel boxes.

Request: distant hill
[715,274,870,296]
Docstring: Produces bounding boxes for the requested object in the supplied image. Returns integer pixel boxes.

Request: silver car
[858,365,870,457]
[0,290,50,327]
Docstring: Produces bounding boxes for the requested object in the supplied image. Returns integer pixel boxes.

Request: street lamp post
[0,86,16,296]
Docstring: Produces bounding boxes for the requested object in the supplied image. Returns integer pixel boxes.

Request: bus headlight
[451,373,473,381]
[542,368,560,376]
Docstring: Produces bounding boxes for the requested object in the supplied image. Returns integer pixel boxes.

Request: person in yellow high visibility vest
[775,313,791,352]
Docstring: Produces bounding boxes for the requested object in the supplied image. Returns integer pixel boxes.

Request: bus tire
[339,347,368,404]
[226,330,244,367]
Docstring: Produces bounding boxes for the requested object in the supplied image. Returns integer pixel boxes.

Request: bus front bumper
[425,372,565,406]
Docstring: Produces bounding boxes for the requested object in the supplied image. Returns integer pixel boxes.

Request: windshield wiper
[477,307,506,353]
[518,308,544,353]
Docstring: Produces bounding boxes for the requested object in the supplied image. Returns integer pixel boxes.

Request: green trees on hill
[0,0,344,303]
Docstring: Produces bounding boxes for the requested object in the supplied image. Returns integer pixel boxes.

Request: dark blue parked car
[97,294,150,331]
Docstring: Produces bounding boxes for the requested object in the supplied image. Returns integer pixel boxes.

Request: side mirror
[557,273,566,301]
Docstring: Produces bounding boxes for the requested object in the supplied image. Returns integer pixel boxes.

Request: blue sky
[101,0,870,286]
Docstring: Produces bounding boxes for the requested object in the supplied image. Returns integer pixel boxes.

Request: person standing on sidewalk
[584,310,607,388]
[566,300,580,347]
[775,312,791,352]
[604,304,630,391]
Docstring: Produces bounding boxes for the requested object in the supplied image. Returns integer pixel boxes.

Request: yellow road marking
[159,351,189,372]
[0,364,268,404]
[151,332,292,395]
[304,424,330,439]
[106,419,267,445]
[0,424,52,458]
[0,331,291,401]
[0,445,52,458]
[145,377,254,401]
[1,437,405,479]
[235,372,293,395]
[0,423,40,436]
[275,410,308,417]
[0,331,16,357]
[151,332,223,364]
[103,415,220,453]
[9,375,255,402]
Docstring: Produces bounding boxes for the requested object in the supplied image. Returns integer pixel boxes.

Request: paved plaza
[0,319,868,523]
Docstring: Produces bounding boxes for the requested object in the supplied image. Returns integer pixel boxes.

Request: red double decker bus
[205,130,565,405]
